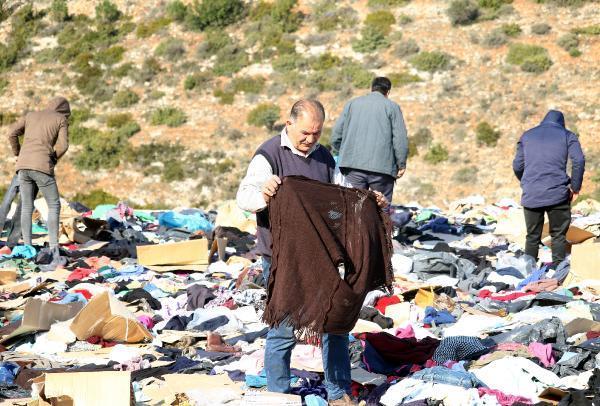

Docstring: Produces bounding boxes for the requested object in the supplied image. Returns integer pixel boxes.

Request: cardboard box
[0,299,83,343]
[42,371,133,406]
[564,240,600,286]
[0,268,17,285]
[136,239,208,267]
[541,224,595,249]
[70,291,153,343]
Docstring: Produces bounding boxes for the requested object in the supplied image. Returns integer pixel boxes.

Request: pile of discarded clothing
[0,194,599,405]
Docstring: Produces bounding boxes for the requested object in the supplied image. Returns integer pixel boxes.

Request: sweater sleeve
[331,102,349,155]
[54,117,69,160]
[8,118,25,156]
[567,132,585,193]
[391,104,408,170]
[512,138,525,181]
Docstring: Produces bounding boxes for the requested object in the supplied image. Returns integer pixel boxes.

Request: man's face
[286,112,323,153]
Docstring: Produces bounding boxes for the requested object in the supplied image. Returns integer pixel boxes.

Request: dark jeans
[524,201,571,264]
[18,170,61,248]
[0,175,24,246]
[341,168,395,203]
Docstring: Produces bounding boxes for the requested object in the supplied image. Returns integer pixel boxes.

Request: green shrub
[213,45,248,76]
[398,14,413,24]
[70,126,101,145]
[115,121,141,138]
[96,45,125,66]
[482,29,508,47]
[413,128,432,146]
[309,53,340,71]
[139,57,162,82]
[113,63,133,78]
[75,132,126,170]
[367,0,409,7]
[394,39,420,57]
[186,0,245,31]
[410,51,452,72]
[162,160,186,182]
[476,121,501,146]
[184,72,212,91]
[247,103,280,130]
[95,0,121,24]
[167,0,187,22]
[388,71,422,86]
[452,166,478,183]
[0,76,8,95]
[572,25,600,35]
[213,88,235,104]
[128,141,184,167]
[0,111,18,126]
[501,23,521,37]
[0,4,43,73]
[154,37,186,59]
[272,53,307,73]
[137,17,172,38]
[150,108,187,127]
[557,33,580,55]
[424,144,449,164]
[50,0,69,22]
[447,0,480,26]
[507,43,552,73]
[197,30,231,58]
[71,189,120,208]
[364,10,396,35]
[270,0,303,33]
[478,0,513,9]
[407,138,418,158]
[352,26,390,53]
[106,113,132,128]
[531,23,551,35]
[341,63,373,88]
[113,89,140,107]
[231,76,265,93]
[312,2,358,32]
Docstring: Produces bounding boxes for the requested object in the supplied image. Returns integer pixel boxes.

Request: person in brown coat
[8,97,70,249]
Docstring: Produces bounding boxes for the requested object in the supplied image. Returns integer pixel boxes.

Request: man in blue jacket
[513,110,585,266]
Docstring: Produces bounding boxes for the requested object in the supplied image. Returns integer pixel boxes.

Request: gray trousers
[341,168,396,203]
[18,170,61,248]
[0,174,23,246]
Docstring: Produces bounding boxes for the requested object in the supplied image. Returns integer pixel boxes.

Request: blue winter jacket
[513,110,585,208]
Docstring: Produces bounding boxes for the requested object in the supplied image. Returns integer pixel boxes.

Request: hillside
[0,0,599,209]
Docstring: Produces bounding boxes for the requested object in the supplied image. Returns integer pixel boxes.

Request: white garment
[380,378,485,406]
[236,129,321,213]
[471,357,561,401]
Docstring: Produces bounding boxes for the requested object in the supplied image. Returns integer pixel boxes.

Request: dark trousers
[524,201,571,264]
[341,168,395,203]
[0,175,24,247]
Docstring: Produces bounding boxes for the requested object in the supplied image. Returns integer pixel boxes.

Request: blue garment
[245,370,299,388]
[411,366,486,389]
[0,362,20,385]
[158,211,213,233]
[305,394,328,406]
[517,265,548,290]
[4,244,37,259]
[262,258,351,401]
[513,110,585,208]
[57,293,88,304]
[418,217,460,235]
[423,307,456,325]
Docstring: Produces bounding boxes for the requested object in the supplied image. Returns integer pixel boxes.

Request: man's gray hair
[289,99,325,123]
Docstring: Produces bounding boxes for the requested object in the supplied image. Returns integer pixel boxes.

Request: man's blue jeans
[262,257,351,401]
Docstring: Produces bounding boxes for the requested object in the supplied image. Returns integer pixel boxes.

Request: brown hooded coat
[8,97,70,176]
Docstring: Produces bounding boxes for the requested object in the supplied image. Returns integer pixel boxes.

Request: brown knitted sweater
[262,176,393,337]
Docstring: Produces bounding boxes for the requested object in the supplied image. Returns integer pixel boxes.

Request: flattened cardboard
[0,299,83,343]
[144,264,208,273]
[565,318,600,336]
[69,291,153,343]
[136,239,208,266]
[241,392,301,406]
[0,268,17,284]
[542,224,595,245]
[44,371,132,406]
[564,242,600,286]
[538,387,568,405]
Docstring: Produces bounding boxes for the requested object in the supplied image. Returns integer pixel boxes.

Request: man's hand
[262,175,282,204]
[570,188,579,202]
[396,168,406,179]
[373,191,389,209]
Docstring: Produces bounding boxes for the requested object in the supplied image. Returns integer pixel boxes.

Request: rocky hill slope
[0,0,598,209]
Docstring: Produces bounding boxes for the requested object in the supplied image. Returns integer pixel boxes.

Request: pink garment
[0,246,11,255]
[496,342,528,352]
[395,325,415,339]
[528,342,555,367]
[84,256,112,270]
[137,315,155,330]
[478,388,533,405]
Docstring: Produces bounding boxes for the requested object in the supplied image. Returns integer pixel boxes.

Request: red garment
[364,332,439,364]
[0,246,11,256]
[66,268,96,282]
[73,289,93,300]
[84,256,111,270]
[478,290,533,301]
[478,388,533,405]
[395,325,415,339]
[375,296,401,314]
[87,336,117,348]
[587,331,600,339]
